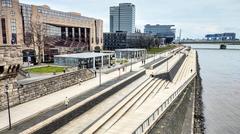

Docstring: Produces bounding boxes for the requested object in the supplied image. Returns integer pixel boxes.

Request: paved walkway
[98,50,196,134]
[50,50,186,134]
[53,75,150,134]
[68,48,195,134]
[0,48,178,133]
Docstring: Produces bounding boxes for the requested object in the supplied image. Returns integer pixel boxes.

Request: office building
[0,0,103,63]
[110,3,135,33]
[104,31,154,50]
[205,33,236,40]
[144,24,176,44]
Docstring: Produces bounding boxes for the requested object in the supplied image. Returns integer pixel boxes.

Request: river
[186,44,240,134]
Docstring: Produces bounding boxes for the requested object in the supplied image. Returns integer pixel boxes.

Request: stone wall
[0,69,95,111]
[0,45,22,111]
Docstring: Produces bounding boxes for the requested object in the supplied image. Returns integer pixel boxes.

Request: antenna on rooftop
[179,29,182,44]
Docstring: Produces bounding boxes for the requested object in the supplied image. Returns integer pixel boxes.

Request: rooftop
[54,52,112,59]
[115,48,146,52]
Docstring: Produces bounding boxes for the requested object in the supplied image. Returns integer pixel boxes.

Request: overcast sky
[20,0,240,39]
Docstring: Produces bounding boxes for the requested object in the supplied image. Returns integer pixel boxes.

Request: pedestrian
[79,78,82,85]
[151,72,154,77]
[64,97,69,109]
[191,69,193,73]
[94,70,97,77]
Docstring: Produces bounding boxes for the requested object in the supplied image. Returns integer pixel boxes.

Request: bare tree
[154,38,160,48]
[29,20,49,64]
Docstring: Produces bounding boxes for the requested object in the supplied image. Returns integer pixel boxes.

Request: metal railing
[132,72,197,134]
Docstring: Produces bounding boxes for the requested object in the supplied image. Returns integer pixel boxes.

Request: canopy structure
[54,52,113,69]
[115,48,147,60]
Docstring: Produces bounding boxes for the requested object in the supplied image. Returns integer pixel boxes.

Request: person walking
[64,97,70,109]
[79,78,82,85]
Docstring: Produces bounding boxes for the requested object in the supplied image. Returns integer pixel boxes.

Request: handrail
[132,72,197,134]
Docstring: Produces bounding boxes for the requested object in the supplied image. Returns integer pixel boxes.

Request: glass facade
[46,24,61,37]
[21,3,32,45]
[110,3,135,33]
[1,0,12,7]
[37,6,92,22]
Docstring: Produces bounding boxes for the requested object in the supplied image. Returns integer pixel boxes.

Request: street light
[99,67,101,86]
[130,56,133,72]
[154,51,156,61]
[167,59,169,72]
[5,84,12,130]
[118,68,121,79]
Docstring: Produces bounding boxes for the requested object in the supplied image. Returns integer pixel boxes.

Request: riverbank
[149,51,205,134]
[192,52,205,133]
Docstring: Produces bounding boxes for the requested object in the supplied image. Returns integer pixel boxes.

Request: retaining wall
[157,54,186,81]
[150,55,173,70]
[0,69,95,111]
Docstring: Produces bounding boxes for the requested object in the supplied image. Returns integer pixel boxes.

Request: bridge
[179,40,240,45]
[0,46,203,134]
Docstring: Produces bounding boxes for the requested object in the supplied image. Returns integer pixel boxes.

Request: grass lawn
[26,66,65,73]
[116,59,128,64]
[147,45,176,54]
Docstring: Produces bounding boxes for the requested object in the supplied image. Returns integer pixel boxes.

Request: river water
[186,44,240,134]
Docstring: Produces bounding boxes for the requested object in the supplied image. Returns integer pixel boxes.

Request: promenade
[52,48,190,134]
[0,48,178,133]
[52,48,196,134]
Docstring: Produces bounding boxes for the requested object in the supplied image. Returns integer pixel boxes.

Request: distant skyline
[19,0,240,39]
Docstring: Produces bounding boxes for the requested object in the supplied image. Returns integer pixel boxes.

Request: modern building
[0,0,103,63]
[144,24,176,44]
[104,31,154,50]
[54,52,113,69]
[205,33,236,40]
[110,3,135,33]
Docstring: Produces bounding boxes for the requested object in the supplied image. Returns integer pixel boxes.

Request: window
[11,19,17,44]
[0,66,4,74]
[1,18,7,44]
[2,0,12,7]
[10,11,15,16]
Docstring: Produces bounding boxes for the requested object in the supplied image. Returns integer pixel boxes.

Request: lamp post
[5,84,12,130]
[99,67,101,86]
[154,51,156,61]
[167,59,169,72]
[130,56,133,72]
[97,59,102,86]
[118,68,121,79]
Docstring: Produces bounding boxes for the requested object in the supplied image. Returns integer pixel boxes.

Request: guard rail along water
[132,72,197,134]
